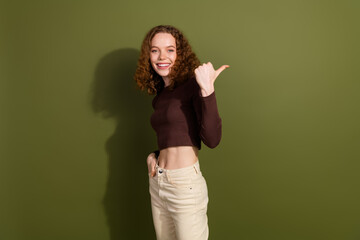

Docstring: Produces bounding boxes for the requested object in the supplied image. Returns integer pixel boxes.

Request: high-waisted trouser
[149,160,209,240]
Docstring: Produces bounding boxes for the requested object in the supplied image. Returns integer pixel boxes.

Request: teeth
[158,64,170,67]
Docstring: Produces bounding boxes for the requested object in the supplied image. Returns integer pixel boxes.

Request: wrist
[201,87,215,97]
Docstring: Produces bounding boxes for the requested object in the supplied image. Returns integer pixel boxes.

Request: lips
[156,63,171,69]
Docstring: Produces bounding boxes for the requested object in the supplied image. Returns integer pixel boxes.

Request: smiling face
[150,32,177,85]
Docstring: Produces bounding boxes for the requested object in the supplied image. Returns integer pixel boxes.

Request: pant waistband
[155,160,200,174]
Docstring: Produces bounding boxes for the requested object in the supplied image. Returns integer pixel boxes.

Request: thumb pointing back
[215,65,230,79]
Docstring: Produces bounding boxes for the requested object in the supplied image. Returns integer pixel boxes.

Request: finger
[148,168,153,177]
[215,65,230,78]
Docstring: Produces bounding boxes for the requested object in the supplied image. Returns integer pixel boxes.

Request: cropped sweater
[150,77,222,156]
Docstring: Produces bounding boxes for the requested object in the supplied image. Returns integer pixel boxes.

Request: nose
[159,51,167,60]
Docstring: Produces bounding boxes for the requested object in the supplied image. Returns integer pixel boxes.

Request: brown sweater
[150,77,222,153]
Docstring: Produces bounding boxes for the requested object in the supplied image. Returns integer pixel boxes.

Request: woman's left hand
[194,62,229,97]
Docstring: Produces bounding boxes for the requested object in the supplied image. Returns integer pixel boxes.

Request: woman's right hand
[147,152,157,177]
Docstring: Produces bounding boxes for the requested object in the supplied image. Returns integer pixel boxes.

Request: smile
[156,63,171,69]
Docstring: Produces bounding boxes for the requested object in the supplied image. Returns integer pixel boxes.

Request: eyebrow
[151,45,176,48]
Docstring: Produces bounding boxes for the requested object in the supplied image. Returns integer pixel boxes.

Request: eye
[151,49,158,53]
[168,49,175,52]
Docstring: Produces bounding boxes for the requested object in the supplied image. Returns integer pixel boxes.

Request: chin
[156,71,170,78]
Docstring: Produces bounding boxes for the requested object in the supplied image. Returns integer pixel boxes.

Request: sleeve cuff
[200,91,216,102]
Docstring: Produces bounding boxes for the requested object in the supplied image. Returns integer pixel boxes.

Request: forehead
[151,33,176,47]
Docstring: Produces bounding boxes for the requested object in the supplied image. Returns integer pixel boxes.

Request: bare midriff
[158,146,199,169]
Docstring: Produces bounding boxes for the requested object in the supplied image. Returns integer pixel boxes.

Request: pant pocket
[167,166,199,188]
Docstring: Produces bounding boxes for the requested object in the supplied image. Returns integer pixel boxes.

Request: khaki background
[2,0,359,239]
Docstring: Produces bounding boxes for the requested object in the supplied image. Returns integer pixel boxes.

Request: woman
[134,25,229,240]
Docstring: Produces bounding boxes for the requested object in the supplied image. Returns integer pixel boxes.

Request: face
[150,33,177,82]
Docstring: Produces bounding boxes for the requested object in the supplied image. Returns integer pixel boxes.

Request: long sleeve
[192,79,222,149]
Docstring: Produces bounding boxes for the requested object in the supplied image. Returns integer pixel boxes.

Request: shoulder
[185,76,201,98]
[184,76,200,92]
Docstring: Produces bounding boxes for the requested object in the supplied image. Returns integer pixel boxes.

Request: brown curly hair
[134,25,200,95]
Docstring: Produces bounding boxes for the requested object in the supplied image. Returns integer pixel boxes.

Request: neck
[162,77,172,87]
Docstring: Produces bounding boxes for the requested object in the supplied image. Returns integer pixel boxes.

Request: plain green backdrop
[1,0,359,239]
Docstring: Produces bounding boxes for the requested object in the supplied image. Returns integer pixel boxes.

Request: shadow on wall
[91,48,156,240]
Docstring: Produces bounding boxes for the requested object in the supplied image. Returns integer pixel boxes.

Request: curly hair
[134,25,200,95]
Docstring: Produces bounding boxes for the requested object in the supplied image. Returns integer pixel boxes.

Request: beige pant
[149,160,209,240]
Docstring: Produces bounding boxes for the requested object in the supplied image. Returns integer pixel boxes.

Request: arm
[192,80,222,148]
[193,62,229,148]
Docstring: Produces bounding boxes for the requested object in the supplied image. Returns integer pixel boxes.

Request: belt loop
[193,165,198,174]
